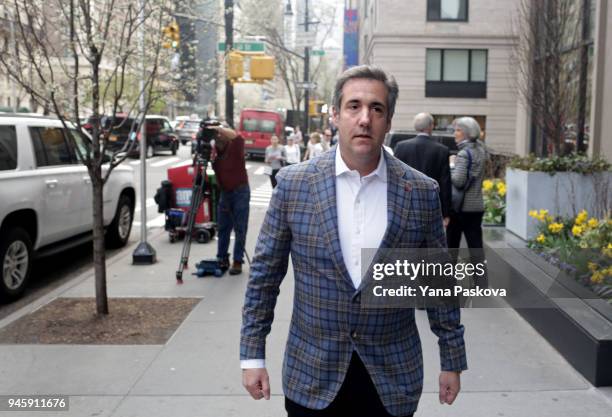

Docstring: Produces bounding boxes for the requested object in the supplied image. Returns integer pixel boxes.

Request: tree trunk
[91,167,108,315]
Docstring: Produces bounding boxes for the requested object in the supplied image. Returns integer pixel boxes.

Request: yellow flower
[536,234,546,244]
[529,210,539,219]
[572,225,584,237]
[588,262,599,273]
[497,183,506,197]
[575,210,588,226]
[591,271,604,284]
[548,223,564,233]
[545,215,554,223]
[603,246,612,258]
[483,180,493,192]
[586,218,599,228]
[538,209,550,222]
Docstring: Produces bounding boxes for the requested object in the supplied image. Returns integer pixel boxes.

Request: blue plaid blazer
[241,148,467,416]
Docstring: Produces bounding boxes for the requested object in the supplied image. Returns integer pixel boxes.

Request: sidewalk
[1,223,612,417]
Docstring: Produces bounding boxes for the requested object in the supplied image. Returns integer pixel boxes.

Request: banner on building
[343,9,359,69]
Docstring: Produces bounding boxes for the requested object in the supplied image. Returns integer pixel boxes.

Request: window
[0,125,18,170]
[433,114,487,138]
[242,119,276,133]
[427,0,468,21]
[30,127,75,167]
[260,120,276,133]
[68,129,90,163]
[426,49,487,98]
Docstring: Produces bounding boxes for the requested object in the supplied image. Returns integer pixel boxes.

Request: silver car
[175,120,201,145]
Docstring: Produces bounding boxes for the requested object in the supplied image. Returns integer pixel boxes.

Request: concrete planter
[506,168,612,240]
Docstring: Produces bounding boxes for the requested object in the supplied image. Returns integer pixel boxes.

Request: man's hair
[332,65,399,122]
[414,113,434,132]
[453,117,481,141]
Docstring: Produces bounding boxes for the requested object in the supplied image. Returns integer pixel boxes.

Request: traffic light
[162,21,180,49]
[227,52,244,79]
[309,100,325,116]
[250,56,275,81]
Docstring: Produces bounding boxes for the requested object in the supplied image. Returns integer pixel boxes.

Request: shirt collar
[335,146,387,183]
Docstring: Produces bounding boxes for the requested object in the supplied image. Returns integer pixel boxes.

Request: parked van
[238,109,284,159]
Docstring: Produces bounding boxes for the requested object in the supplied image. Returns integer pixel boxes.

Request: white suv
[0,114,136,301]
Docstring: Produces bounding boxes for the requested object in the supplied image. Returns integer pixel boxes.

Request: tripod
[176,151,212,283]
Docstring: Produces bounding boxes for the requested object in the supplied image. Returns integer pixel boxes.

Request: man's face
[323,129,332,142]
[332,78,391,164]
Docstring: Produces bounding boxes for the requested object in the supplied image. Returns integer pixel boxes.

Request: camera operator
[208,124,250,276]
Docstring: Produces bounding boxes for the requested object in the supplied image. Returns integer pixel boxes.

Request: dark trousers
[447,211,488,286]
[270,168,280,188]
[446,211,484,251]
[285,353,413,417]
[216,185,250,263]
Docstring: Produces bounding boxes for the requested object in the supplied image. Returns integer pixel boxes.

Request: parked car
[137,115,179,157]
[238,109,285,159]
[0,114,136,301]
[175,119,201,146]
[82,115,178,158]
[384,130,458,155]
[82,114,138,154]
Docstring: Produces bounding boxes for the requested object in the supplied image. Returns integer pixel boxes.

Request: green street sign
[218,41,265,52]
[311,49,325,56]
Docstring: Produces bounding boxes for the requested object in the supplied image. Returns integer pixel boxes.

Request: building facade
[356,0,520,153]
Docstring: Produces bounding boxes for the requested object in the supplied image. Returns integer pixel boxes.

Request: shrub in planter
[506,154,611,240]
[483,179,506,225]
[528,209,612,303]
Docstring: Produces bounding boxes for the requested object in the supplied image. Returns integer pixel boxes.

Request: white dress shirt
[240,147,388,369]
[335,147,388,289]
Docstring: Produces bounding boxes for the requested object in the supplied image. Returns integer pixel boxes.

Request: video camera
[194,118,221,161]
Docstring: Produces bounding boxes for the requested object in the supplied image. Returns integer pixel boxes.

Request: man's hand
[242,368,271,400]
[439,371,461,405]
[211,126,238,150]
[443,217,450,228]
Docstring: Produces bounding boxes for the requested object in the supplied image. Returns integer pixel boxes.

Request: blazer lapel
[309,150,353,289]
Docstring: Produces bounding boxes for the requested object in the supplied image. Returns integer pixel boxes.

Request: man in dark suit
[240,66,466,417]
[394,113,451,227]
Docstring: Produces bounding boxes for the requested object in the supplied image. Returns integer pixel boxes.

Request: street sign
[311,49,325,56]
[297,82,317,90]
[218,41,265,52]
[294,31,316,48]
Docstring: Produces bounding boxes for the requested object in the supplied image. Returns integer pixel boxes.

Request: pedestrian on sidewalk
[302,132,324,160]
[394,112,451,227]
[284,136,301,166]
[447,116,488,271]
[264,134,286,188]
[210,125,250,276]
[240,65,467,417]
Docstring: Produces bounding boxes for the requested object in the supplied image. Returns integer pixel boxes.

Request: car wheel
[106,194,134,248]
[146,145,154,158]
[0,227,32,302]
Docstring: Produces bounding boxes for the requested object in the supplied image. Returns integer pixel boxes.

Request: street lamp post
[132,0,156,265]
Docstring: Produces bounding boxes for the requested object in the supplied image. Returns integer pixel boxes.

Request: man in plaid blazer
[241,65,467,417]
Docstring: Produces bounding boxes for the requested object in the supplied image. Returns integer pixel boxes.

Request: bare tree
[514,0,584,156]
[0,0,171,315]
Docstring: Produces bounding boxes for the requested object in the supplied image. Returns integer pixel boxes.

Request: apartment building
[356,0,520,153]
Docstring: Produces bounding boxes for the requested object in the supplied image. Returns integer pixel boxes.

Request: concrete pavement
[1,211,612,416]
